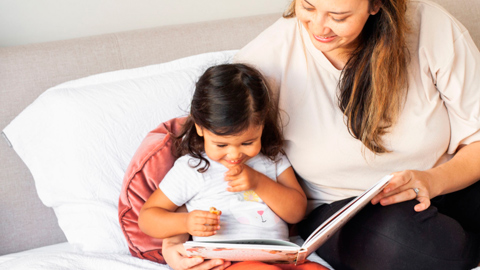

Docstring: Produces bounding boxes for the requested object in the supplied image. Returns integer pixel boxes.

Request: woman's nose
[311,13,330,35]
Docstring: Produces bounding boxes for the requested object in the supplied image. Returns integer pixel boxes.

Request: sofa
[0,0,479,269]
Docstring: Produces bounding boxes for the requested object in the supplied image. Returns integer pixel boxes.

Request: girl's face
[195,124,263,168]
[295,0,379,63]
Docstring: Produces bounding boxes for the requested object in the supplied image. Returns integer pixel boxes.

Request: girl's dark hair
[175,63,284,172]
[284,0,410,154]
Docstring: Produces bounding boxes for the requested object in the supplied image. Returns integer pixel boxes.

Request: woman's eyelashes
[302,5,315,11]
[301,4,348,22]
[332,16,347,22]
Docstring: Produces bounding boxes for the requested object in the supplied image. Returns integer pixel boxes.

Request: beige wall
[0,0,289,47]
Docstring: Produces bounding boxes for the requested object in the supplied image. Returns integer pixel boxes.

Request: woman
[163,0,480,269]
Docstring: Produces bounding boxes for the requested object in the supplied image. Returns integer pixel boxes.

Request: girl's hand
[224,164,259,192]
[371,170,435,212]
[186,210,221,237]
[162,235,231,270]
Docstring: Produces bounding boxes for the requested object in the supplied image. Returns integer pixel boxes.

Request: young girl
[138,64,326,269]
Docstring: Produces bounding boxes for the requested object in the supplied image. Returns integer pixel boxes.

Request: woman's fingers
[371,170,432,212]
[181,257,205,269]
[414,196,431,212]
[377,187,417,206]
[381,171,411,193]
[162,237,230,270]
[184,258,229,270]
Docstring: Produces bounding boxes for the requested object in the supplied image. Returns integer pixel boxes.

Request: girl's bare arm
[138,189,220,238]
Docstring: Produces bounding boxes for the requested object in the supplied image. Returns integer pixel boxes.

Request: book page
[184,240,300,263]
[183,175,392,264]
[302,175,392,253]
[187,238,300,247]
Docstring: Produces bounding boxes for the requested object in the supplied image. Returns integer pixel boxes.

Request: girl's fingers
[199,217,220,225]
[226,183,247,192]
[225,179,246,191]
[191,224,220,236]
[224,165,243,176]
[192,211,220,223]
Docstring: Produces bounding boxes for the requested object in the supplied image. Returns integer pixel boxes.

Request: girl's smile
[195,124,264,168]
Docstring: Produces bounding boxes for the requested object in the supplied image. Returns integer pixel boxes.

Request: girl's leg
[227,261,280,270]
[274,261,330,270]
[226,261,329,270]
[298,196,480,270]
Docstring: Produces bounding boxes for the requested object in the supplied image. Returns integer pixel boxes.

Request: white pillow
[2,50,237,253]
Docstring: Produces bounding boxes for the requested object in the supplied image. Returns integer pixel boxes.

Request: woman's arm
[138,189,220,238]
[162,234,231,270]
[224,165,307,223]
[372,141,480,211]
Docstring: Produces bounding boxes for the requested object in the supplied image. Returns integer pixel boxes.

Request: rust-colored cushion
[118,117,186,263]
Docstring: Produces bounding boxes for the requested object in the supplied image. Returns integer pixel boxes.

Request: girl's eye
[216,144,227,148]
[242,142,253,146]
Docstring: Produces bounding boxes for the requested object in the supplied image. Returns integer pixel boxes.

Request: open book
[184,174,393,264]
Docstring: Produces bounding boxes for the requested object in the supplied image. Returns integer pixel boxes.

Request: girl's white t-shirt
[160,153,291,242]
[234,0,480,212]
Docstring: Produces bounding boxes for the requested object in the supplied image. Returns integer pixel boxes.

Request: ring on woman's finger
[412,187,420,198]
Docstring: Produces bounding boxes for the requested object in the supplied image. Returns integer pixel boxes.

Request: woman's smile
[313,34,337,43]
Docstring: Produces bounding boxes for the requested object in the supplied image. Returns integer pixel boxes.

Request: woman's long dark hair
[175,63,284,172]
[285,0,410,154]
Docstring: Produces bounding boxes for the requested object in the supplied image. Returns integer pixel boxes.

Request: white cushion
[2,50,237,253]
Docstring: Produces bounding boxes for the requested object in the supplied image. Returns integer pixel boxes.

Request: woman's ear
[194,124,204,137]
[370,0,381,15]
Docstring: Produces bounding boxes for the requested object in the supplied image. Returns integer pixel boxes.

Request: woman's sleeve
[435,31,480,154]
[233,18,293,95]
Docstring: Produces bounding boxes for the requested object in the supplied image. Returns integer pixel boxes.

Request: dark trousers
[298,180,480,270]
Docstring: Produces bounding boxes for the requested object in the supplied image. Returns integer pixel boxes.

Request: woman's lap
[298,182,480,270]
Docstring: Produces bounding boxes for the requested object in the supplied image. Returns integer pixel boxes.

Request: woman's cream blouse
[234,0,480,211]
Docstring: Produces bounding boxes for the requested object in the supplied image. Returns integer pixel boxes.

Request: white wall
[0,0,289,47]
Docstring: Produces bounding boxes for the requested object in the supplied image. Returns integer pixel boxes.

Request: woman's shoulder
[234,17,299,63]
[408,0,469,35]
[407,0,474,68]
[234,17,302,91]
[245,17,298,44]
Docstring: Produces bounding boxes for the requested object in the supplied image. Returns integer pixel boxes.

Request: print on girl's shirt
[229,191,280,228]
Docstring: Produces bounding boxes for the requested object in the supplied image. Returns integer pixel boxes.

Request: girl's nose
[228,149,242,160]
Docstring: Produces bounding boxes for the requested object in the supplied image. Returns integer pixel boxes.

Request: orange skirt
[227,260,329,270]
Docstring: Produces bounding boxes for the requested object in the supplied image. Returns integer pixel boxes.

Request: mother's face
[295,0,379,59]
